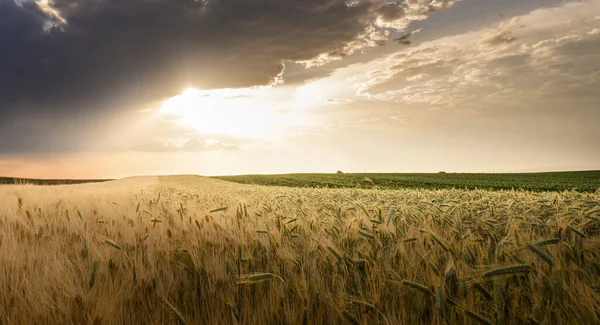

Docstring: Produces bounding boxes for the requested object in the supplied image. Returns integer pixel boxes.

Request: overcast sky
[1,0,599,178]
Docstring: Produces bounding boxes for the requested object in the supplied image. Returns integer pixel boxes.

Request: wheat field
[0,175,599,324]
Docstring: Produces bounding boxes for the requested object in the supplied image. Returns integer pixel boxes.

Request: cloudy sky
[0,0,599,178]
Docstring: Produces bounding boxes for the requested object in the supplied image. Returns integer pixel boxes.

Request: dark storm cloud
[0,0,448,105]
[0,0,460,154]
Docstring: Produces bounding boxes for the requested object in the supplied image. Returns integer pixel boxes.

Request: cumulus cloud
[390,114,410,123]
[348,0,600,109]
[393,28,422,45]
[131,138,239,152]
[480,17,522,47]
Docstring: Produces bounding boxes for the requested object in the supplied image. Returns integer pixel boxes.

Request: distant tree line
[0,177,111,186]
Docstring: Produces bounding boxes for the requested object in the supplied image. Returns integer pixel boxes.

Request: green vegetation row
[213,170,600,192]
[0,176,111,186]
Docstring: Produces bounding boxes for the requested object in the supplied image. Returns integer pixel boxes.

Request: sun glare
[158,87,299,139]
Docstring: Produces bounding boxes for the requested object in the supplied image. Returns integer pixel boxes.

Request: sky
[0,0,599,178]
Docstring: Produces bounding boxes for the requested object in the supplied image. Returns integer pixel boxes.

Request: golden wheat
[0,175,598,324]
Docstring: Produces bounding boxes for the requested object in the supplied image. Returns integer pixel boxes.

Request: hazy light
[157,87,316,140]
[36,0,67,25]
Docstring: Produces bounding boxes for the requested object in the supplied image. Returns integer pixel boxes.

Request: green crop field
[213,170,600,193]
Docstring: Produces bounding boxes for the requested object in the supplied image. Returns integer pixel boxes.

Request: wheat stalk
[483,264,532,278]
[237,273,285,284]
[89,260,99,288]
[527,243,554,266]
[162,297,186,325]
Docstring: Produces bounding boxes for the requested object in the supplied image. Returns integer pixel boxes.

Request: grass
[0,175,599,324]
[212,170,600,192]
